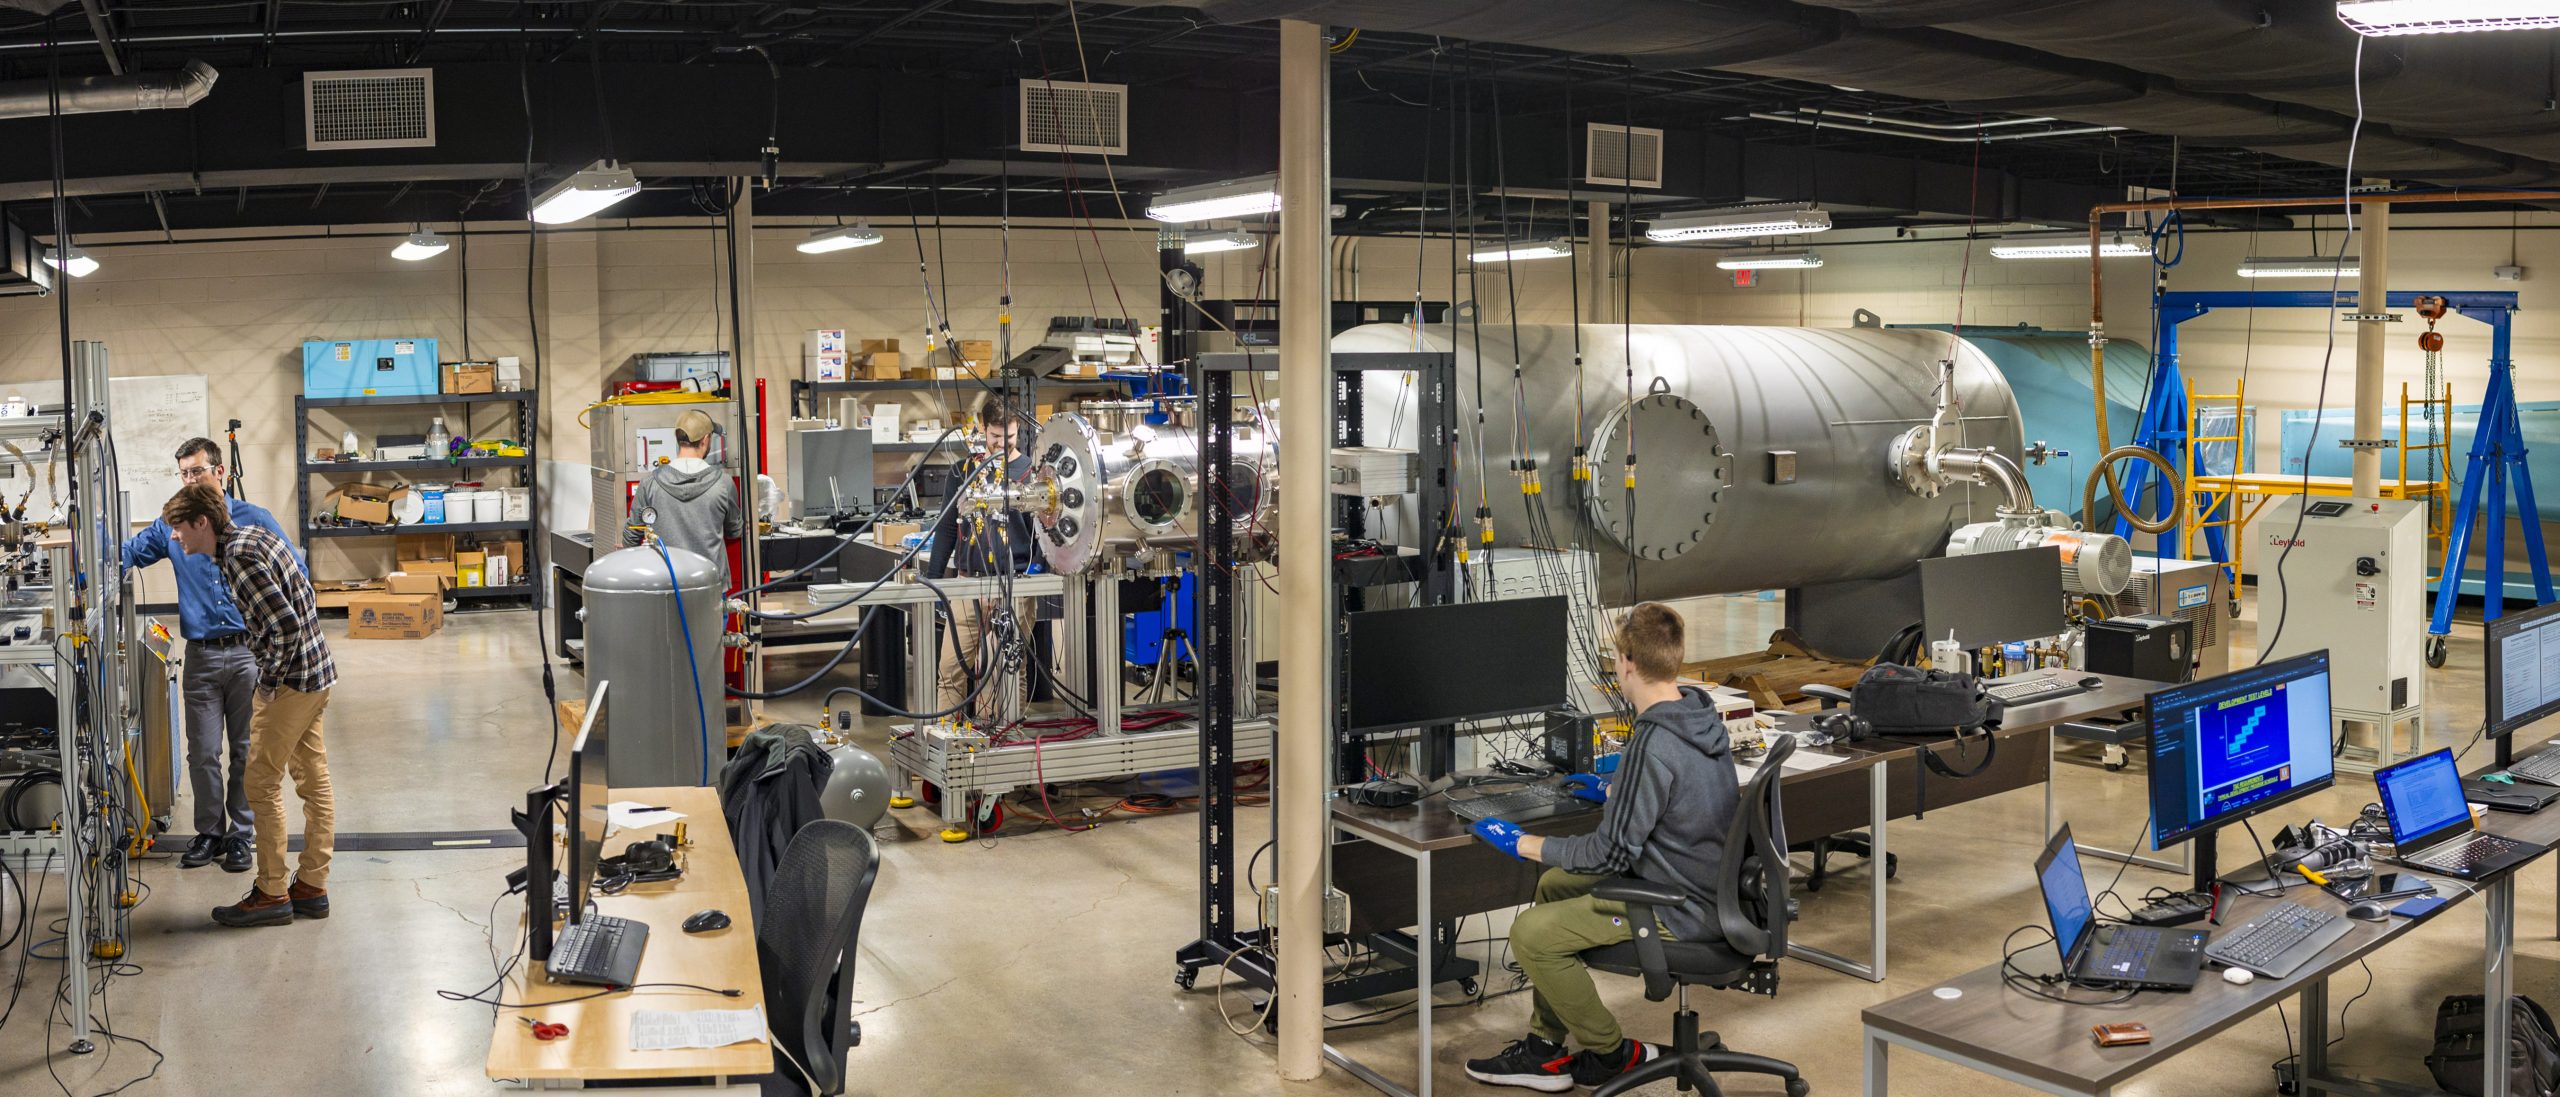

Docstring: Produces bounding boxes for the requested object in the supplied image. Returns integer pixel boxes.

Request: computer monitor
[1921,547,2067,652]
[2144,651,2336,850]
[1343,596,1569,735]
[2487,599,2560,742]
[789,427,875,519]
[564,682,610,926]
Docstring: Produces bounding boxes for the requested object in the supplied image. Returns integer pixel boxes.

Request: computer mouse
[2222,966,2255,986]
[682,908,732,934]
[2078,676,2106,689]
[2346,899,2392,922]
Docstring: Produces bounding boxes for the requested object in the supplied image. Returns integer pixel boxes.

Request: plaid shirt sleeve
[218,525,337,693]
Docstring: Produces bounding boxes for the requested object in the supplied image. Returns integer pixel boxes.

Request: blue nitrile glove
[1563,773,1608,804]
[1471,818,1527,860]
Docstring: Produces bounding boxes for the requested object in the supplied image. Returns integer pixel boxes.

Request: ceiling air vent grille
[305,68,435,150]
[1020,78,1128,156]
[1587,123,1665,190]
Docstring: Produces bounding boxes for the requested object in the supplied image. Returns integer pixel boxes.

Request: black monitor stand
[514,785,564,963]
[2191,831,2218,895]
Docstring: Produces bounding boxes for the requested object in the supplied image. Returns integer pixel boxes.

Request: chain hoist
[2416,295,2449,483]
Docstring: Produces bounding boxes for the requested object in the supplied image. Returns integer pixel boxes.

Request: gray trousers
[184,641,258,840]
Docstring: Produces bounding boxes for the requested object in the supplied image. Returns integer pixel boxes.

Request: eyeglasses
[177,465,217,481]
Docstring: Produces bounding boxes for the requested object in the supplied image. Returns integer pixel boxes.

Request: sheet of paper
[1734,745,1852,783]
[631,1005,770,1051]
[606,801,686,831]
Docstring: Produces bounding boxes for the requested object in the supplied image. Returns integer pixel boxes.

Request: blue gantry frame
[2119,289,2549,646]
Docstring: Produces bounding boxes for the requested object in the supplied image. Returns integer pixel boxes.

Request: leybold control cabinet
[2257,496,2428,770]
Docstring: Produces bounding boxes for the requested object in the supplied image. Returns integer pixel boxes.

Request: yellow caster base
[90,940,124,960]
[938,827,969,843]
[889,795,915,809]
[117,890,140,909]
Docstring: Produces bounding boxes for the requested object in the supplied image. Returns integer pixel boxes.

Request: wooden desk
[1860,760,2560,1097]
[485,784,773,1088]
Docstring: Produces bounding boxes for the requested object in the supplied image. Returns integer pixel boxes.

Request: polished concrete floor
[0,591,2542,1096]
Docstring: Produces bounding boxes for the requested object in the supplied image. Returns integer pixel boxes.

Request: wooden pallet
[1683,629,1870,711]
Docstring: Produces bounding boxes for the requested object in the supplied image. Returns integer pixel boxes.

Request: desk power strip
[1261,886,1352,936]
[2128,891,2213,927]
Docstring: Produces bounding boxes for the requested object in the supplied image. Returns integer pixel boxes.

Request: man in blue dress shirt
[123,438,301,873]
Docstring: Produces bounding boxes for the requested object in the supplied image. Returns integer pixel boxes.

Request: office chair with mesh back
[758,820,881,1097]
[1579,735,1807,1097]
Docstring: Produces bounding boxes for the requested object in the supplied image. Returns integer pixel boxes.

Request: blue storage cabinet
[303,338,440,398]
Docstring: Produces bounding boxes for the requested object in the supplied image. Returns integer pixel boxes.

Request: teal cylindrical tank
[1894,323,2151,521]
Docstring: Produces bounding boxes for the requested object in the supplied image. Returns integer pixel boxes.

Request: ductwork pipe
[1933,446,2036,517]
[0,60,216,121]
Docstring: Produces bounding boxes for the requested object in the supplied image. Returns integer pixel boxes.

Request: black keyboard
[547,914,649,987]
[1449,785,1598,825]
[2409,832,2532,873]
[2204,901,2347,977]
[2508,748,2560,787]
[2095,928,2158,973]
[1986,677,2085,705]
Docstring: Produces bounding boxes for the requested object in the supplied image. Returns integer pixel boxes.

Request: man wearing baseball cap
[624,408,743,590]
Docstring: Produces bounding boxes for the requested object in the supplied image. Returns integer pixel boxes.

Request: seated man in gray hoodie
[625,409,743,591]
[1465,602,1738,1092]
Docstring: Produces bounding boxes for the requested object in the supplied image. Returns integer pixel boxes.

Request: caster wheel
[1175,968,1198,990]
[2425,635,2448,668]
[1458,978,1480,996]
[2228,598,2243,620]
[2105,761,2126,772]
[1786,1080,1810,1097]
[889,794,916,809]
[938,827,969,843]
[1884,853,1900,880]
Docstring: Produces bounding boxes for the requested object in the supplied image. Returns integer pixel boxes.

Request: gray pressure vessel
[584,543,726,787]
[1332,323,2027,601]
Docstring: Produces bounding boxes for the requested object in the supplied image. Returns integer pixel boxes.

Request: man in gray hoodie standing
[625,408,742,591]
[1465,602,1738,1092]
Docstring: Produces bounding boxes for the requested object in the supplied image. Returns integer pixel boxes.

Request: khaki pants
[1516,868,1662,1051]
[245,686,334,898]
[937,598,1029,725]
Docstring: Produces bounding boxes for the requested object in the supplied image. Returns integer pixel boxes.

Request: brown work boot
[211,887,292,928]
[287,877,330,920]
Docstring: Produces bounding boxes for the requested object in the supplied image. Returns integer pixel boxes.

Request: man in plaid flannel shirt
[163,483,339,927]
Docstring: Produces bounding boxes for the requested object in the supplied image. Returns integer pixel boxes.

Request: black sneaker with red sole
[1571,1039,1662,1089]
[1465,1035,1577,1093]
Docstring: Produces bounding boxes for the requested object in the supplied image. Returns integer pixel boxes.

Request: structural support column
[2352,198,2389,497]
[727,181,764,699]
[1587,200,1612,326]
[1275,16,1331,1084]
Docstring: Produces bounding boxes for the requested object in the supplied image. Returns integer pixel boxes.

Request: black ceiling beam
[817,0,960,68]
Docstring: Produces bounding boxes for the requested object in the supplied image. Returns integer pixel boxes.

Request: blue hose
[654,542,714,786]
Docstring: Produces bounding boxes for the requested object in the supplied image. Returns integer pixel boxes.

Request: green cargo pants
[1515,868,1667,1051]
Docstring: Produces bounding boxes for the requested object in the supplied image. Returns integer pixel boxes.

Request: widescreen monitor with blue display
[2146,650,2336,850]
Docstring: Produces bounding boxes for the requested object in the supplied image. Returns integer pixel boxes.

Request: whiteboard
[0,375,210,524]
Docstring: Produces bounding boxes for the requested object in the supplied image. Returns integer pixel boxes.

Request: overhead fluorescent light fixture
[529,160,641,225]
[1146,175,1282,224]
[391,232,450,261]
[1647,202,1831,242]
[2238,255,2361,279]
[798,224,886,254]
[1471,237,1573,263]
[1988,234,2148,260]
[1183,230,1260,256]
[1714,249,1823,271]
[43,246,96,278]
[2338,0,2560,36]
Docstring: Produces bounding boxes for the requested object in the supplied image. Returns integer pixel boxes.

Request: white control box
[2256,496,2426,744]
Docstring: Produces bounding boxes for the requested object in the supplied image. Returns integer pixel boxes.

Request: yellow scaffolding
[2180,379,2450,583]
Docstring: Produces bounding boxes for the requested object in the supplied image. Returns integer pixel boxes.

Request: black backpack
[2426,994,2560,1097]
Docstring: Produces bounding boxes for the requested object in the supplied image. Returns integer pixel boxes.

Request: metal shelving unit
[293,389,539,607]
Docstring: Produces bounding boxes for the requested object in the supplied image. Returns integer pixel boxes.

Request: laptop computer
[2377,749,2541,880]
[2037,825,2208,991]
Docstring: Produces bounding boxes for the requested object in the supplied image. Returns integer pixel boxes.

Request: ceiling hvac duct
[0,60,216,121]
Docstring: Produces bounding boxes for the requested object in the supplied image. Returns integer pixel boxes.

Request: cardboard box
[330,482,409,526]
[384,572,444,596]
[486,555,512,587]
[346,593,442,639]
[442,362,496,394]
[958,339,995,366]
[872,521,920,548]
[492,540,526,579]
[859,338,901,356]
[455,549,488,589]
[313,580,384,611]
[855,352,903,381]
[396,533,453,564]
